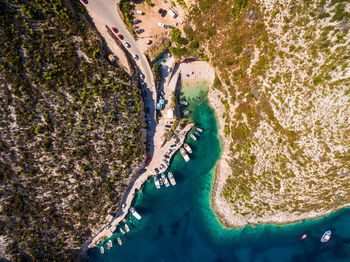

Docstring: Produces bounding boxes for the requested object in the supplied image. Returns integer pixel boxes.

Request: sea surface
[88,81,350,262]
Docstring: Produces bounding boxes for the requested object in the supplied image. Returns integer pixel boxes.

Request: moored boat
[180,148,190,162]
[100,246,104,254]
[180,100,188,106]
[183,110,190,115]
[117,237,122,246]
[196,127,203,132]
[190,134,197,141]
[194,131,200,136]
[184,143,192,154]
[107,239,112,249]
[321,230,331,243]
[161,173,170,187]
[120,227,125,234]
[130,207,142,220]
[125,224,130,232]
[167,172,176,186]
[154,175,160,189]
[301,234,307,239]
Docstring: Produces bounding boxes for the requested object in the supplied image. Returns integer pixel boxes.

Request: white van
[134,10,144,15]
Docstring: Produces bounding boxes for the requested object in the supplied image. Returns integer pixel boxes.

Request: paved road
[85,0,156,155]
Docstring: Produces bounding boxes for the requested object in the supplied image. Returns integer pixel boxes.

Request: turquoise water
[88,81,350,262]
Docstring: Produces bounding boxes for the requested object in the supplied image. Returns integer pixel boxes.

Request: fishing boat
[161,173,170,187]
[167,172,176,186]
[190,134,197,141]
[180,100,188,106]
[154,175,160,189]
[125,224,130,232]
[100,246,104,254]
[180,148,190,162]
[321,230,331,243]
[107,240,112,250]
[196,127,203,132]
[120,227,125,235]
[117,237,122,246]
[184,143,192,154]
[195,131,200,136]
[301,234,307,239]
[183,110,190,115]
[130,207,142,220]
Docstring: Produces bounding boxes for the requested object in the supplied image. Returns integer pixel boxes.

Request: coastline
[206,84,350,229]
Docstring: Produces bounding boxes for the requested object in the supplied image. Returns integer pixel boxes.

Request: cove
[88,81,350,262]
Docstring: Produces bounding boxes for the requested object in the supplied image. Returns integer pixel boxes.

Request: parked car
[163,159,168,164]
[154,168,159,173]
[112,27,118,33]
[117,34,124,40]
[167,121,174,124]
[124,42,130,48]
[158,8,166,17]
[134,10,144,15]
[165,125,171,128]
[160,164,166,170]
[136,29,144,34]
[134,54,139,60]
[134,19,141,24]
[170,144,176,148]
[164,155,170,159]
[81,0,88,4]
[157,22,166,28]
[105,224,112,229]
[147,39,152,45]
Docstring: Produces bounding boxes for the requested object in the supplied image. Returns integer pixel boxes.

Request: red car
[81,0,88,4]
[147,40,152,45]
[117,34,124,40]
[112,27,118,33]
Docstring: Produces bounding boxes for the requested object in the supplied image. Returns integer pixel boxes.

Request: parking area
[131,0,186,53]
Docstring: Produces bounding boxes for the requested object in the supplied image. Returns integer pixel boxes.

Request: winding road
[85,0,157,155]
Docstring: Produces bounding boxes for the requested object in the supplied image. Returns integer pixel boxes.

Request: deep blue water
[88,81,350,262]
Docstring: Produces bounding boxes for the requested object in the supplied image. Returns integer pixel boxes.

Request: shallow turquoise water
[88,81,350,262]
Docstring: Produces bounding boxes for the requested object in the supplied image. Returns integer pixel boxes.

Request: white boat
[321,230,332,243]
[125,224,130,232]
[154,175,160,189]
[184,143,192,154]
[100,246,104,254]
[167,172,176,186]
[196,127,203,132]
[183,110,190,115]
[130,207,142,220]
[161,173,170,187]
[120,227,125,234]
[190,134,197,141]
[107,240,112,250]
[180,100,188,106]
[117,237,122,246]
[180,148,190,162]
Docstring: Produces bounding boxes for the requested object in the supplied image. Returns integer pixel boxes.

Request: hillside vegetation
[0,0,144,260]
[189,0,350,224]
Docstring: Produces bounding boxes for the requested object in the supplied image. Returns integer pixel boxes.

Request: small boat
[117,237,122,246]
[301,234,307,239]
[196,127,203,132]
[100,246,104,254]
[184,143,192,154]
[167,172,176,186]
[107,240,112,250]
[180,100,188,106]
[154,175,160,189]
[161,173,170,187]
[125,224,130,232]
[120,227,125,235]
[190,134,197,141]
[180,148,190,162]
[183,110,190,115]
[194,131,200,136]
[321,230,332,243]
[130,207,142,220]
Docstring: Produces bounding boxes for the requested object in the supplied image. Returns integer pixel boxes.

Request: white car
[133,54,139,60]
[124,42,130,48]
